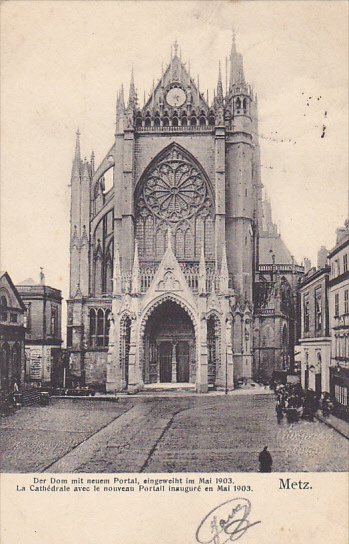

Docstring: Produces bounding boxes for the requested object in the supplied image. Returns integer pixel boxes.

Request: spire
[198,246,207,295]
[131,241,140,295]
[120,84,125,109]
[217,61,224,102]
[128,67,137,109]
[173,39,179,57]
[112,245,122,296]
[229,32,246,89]
[219,243,229,293]
[90,151,95,175]
[81,159,90,181]
[75,128,81,157]
[71,129,81,180]
[39,267,45,286]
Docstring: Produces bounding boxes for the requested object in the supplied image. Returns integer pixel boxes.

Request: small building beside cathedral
[17,273,63,386]
[0,271,26,394]
[66,38,301,393]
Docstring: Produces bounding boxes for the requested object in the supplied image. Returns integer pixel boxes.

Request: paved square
[1,393,348,473]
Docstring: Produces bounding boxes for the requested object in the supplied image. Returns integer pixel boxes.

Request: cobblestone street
[1,392,348,473]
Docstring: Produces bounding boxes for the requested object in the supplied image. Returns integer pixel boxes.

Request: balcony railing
[120,261,232,294]
[258,264,304,274]
[135,125,214,133]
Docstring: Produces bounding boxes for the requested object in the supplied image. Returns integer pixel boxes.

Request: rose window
[142,157,207,221]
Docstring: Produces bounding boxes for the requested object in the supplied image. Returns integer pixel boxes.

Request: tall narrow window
[344,254,348,273]
[50,305,58,336]
[97,309,104,347]
[315,288,322,331]
[345,290,349,314]
[105,309,111,346]
[335,293,339,316]
[303,294,310,333]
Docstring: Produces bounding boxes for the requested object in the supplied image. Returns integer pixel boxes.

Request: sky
[1,0,348,303]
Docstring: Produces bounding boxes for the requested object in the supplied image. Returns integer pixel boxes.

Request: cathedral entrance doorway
[159,342,172,382]
[143,300,195,384]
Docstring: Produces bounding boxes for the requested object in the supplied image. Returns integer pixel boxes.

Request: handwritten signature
[195,498,261,543]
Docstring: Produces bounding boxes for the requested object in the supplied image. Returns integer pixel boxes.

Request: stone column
[106,298,123,393]
[156,342,161,383]
[171,341,177,383]
[127,318,140,393]
[196,315,208,393]
[214,126,226,265]
[226,318,234,390]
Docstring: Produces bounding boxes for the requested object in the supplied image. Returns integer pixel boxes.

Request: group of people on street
[274,383,333,423]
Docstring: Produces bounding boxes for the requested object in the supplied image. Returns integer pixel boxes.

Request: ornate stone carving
[157,269,180,291]
[141,152,207,222]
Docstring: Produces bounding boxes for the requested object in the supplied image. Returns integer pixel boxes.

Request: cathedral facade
[67,38,299,393]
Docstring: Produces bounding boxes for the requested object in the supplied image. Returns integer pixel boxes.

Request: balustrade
[116,261,234,294]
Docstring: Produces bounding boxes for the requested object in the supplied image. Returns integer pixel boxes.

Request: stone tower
[66,37,293,393]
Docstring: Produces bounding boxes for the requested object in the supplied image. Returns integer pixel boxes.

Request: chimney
[304,258,312,274]
[317,246,328,269]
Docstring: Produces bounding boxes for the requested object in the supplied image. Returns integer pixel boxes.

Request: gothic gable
[140,234,197,312]
[143,52,209,113]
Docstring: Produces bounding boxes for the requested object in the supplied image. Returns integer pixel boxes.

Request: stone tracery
[135,145,214,261]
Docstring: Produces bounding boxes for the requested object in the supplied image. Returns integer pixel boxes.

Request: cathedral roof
[259,196,294,265]
[259,233,293,265]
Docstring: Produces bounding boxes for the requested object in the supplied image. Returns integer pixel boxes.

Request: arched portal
[142,300,196,384]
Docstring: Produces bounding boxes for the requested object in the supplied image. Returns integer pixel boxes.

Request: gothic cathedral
[67,38,301,393]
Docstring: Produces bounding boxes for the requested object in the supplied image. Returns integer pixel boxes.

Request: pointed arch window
[135,144,214,263]
[208,114,215,126]
[175,227,185,258]
[156,227,166,258]
[94,256,103,295]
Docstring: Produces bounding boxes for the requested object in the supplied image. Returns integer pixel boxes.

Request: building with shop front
[16,273,63,386]
[0,272,26,394]
[328,222,349,421]
[66,38,299,393]
[298,264,331,396]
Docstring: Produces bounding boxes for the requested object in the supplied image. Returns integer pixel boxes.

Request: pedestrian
[259,446,273,472]
[276,402,283,423]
